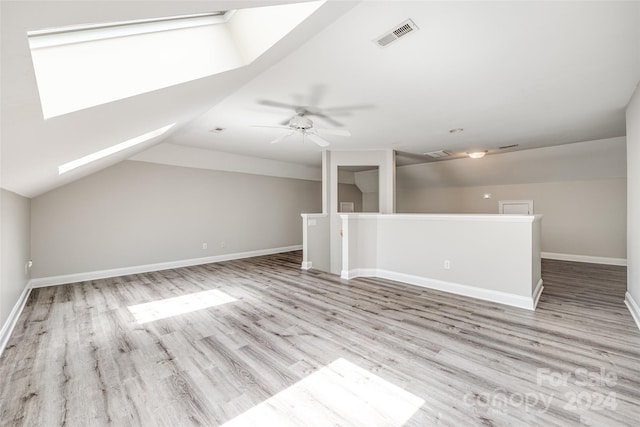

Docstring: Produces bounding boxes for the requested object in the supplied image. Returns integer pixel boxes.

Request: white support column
[301,214,312,270]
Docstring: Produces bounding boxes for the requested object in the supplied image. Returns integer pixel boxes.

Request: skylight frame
[28,11,236,49]
[28,11,230,36]
[58,123,176,174]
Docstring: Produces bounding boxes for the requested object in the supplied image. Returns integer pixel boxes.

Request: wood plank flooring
[1,252,639,426]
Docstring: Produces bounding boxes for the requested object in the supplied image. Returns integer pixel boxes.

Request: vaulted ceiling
[2,1,639,197]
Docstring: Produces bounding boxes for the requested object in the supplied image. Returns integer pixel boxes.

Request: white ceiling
[2,1,639,197]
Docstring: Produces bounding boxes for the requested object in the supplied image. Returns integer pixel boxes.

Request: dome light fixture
[468,151,487,159]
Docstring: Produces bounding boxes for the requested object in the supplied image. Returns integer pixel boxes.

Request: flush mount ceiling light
[449,128,464,134]
[468,151,487,159]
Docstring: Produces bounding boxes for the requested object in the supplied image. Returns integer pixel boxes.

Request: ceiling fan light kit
[289,114,314,131]
[252,104,352,148]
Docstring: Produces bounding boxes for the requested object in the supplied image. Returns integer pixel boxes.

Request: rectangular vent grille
[377,34,397,47]
[424,150,449,158]
[374,19,419,48]
[393,23,413,38]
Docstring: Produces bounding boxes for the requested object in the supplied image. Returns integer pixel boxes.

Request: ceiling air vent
[374,19,419,48]
[424,150,450,158]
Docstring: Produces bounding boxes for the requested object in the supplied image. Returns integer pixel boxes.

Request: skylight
[58,122,175,174]
[28,1,325,119]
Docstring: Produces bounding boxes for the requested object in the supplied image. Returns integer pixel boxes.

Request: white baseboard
[341,268,377,280]
[532,279,544,309]
[345,268,540,310]
[625,292,640,332]
[29,245,302,288]
[301,261,313,270]
[0,285,32,357]
[541,252,627,266]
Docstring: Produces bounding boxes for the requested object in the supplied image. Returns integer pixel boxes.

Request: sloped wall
[30,161,321,278]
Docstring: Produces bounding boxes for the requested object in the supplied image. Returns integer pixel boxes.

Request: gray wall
[363,192,379,213]
[627,83,640,304]
[396,138,627,260]
[31,161,321,278]
[338,183,362,212]
[354,169,380,212]
[1,189,31,329]
[397,179,626,259]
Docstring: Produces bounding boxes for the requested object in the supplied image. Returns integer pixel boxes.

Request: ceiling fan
[252,111,351,147]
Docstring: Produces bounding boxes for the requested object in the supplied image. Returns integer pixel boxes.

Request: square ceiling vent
[374,19,419,48]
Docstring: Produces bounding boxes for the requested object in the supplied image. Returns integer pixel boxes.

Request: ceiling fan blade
[271,132,295,144]
[257,100,299,110]
[316,128,351,137]
[321,104,374,113]
[250,125,291,130]
[306,133,330,147]
[309,113,343,127]
[280,117,293,126]
[308,84,326,107]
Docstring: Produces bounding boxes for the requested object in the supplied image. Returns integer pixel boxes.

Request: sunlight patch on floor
[128,289,236,323]
[222,357,424,426]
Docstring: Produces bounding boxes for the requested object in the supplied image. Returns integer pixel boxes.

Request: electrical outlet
[444,260,451,270]
[202,243,208,250]
[24,260,33,276]
[220,241,226,248]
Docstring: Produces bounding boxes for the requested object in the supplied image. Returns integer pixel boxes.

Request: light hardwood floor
[1,252,639,426]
